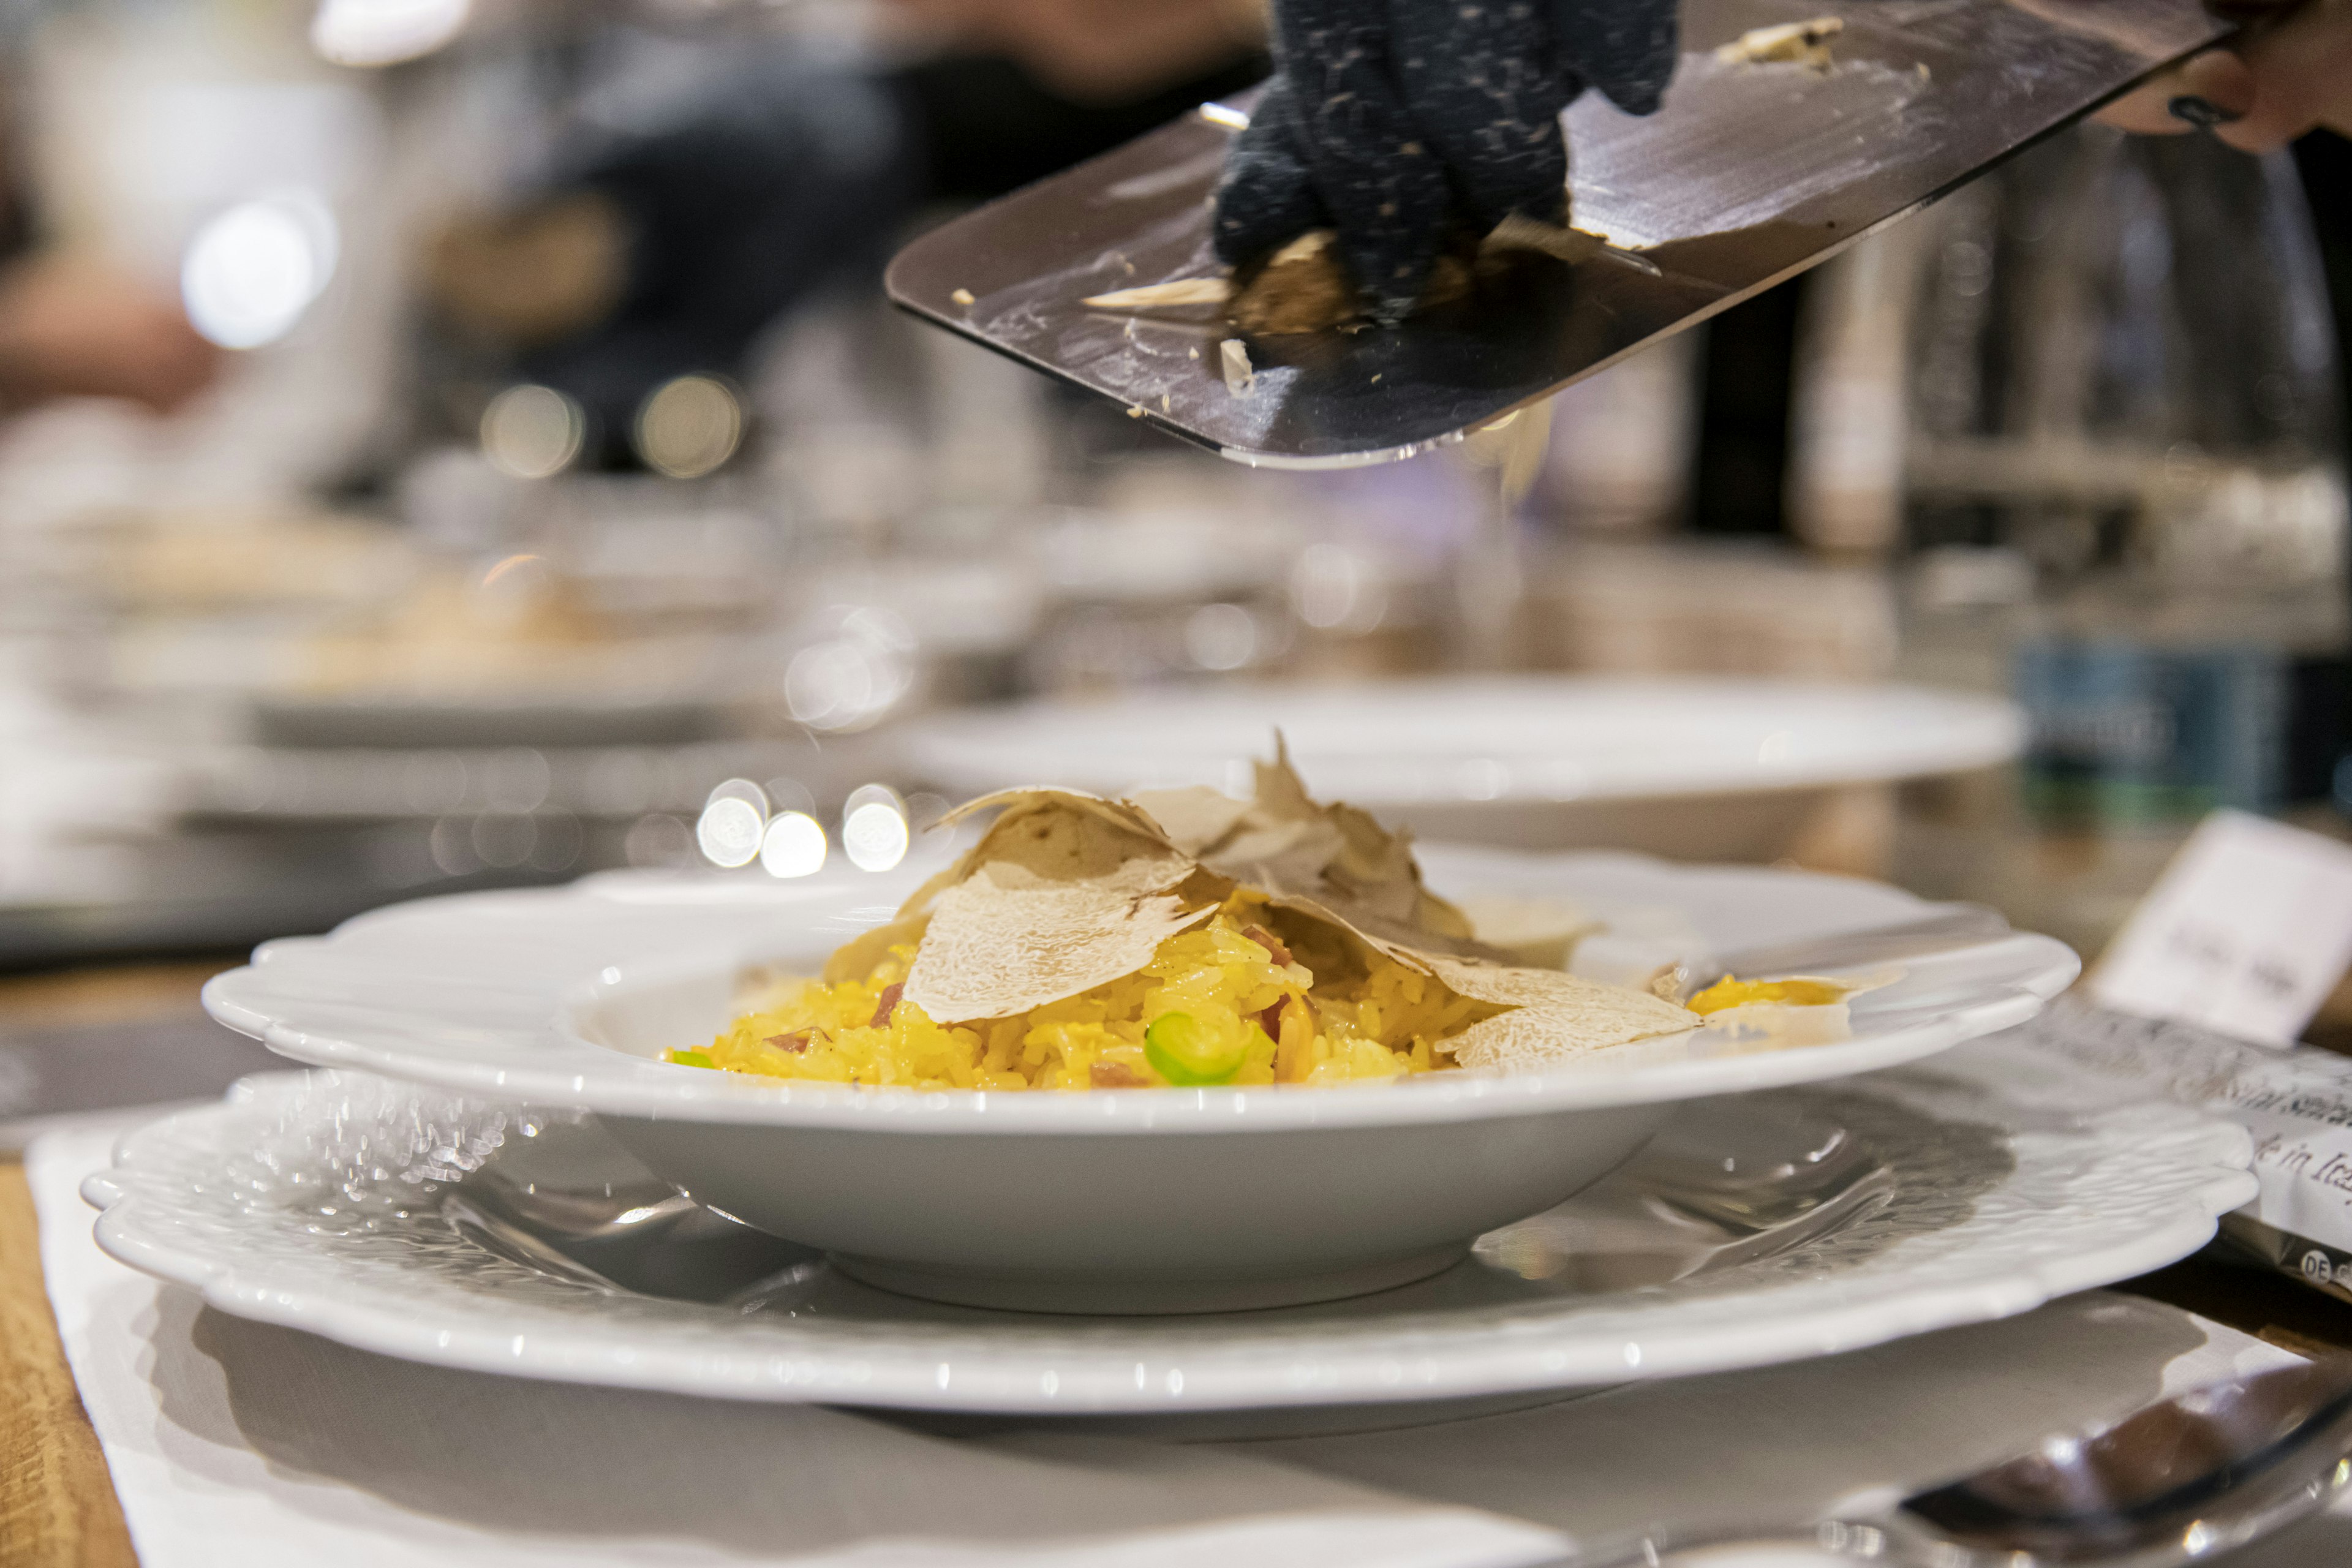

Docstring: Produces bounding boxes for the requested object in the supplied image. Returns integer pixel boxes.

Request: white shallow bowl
[203,850,2078,1313]
[897,677,2026,858]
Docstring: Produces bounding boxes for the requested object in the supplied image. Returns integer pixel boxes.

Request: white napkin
[29,1118,2352,1568]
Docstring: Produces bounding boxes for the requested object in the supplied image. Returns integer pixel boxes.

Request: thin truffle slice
[908,864,1212,1025]
[1133,737,1483,959]
[901,792,1216,1025]
[1421,956,1699,1072]
[892,750,1697,1068]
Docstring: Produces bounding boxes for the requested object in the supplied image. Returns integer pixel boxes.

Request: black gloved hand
[1214,0,1679,323]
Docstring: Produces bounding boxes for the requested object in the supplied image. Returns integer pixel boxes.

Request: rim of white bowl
[201,893,2079,1134]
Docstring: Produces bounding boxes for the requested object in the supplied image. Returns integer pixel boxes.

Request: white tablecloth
[30,1117,2352,1568]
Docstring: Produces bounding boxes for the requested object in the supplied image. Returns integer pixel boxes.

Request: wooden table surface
[1,1157,136,1567]
[3,963,2350,1567]
[0,965,227,1568]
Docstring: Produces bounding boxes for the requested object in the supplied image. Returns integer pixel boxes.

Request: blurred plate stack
[0,497,848,964]
[900,676,2025,869]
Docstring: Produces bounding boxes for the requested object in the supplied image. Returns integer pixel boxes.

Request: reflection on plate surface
[442,1085,1948,1314]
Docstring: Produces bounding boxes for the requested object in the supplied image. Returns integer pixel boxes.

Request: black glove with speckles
[1213,0,1678,323]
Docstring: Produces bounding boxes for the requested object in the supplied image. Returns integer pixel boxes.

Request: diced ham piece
[870,982,905,1028]
[1242,924,1294,967]
[1090,1061,1149,1089]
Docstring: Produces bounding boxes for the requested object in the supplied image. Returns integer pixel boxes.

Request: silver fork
[1571,1355,2352,1566]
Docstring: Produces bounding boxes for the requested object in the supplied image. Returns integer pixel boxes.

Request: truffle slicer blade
[884,0,2230,469]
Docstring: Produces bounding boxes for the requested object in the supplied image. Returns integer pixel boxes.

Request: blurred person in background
[424,0,1267,466]
[0,253,218,415]
[0,13,219,420]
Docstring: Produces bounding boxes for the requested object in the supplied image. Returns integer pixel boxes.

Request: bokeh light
[705,777,768,815]
[1183,602,1258,671]
[1290,543,1390,634]
[842,785,909,873]
[624,813,696,867]
[481,385,585,480]
[760,812,827,878]
[783,606,916,733]
[181,192,339,349]
[695,795,764,868]
[471,812,535,869]
[635,374,742,480]
[311,0,472,67]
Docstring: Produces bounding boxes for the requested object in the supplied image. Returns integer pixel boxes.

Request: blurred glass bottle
[1794,124,2347,956]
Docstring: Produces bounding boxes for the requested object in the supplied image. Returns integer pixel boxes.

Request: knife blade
[884,0,2234,469]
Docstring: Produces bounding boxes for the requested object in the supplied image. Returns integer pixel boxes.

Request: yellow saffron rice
[668,891,1499,1090]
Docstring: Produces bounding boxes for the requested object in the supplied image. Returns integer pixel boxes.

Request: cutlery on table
[1573,1354,2352,1566]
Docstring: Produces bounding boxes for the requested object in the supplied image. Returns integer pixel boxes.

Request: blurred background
[0,0,2346,1047]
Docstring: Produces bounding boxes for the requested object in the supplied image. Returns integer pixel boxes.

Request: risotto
[669,889,1504,1090]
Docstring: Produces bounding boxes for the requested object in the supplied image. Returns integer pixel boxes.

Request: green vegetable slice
[668,1048,718,1069]
[1144,1011,1246,1086]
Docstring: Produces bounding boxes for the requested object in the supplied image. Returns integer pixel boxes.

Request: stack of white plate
[72,839,2259,1428]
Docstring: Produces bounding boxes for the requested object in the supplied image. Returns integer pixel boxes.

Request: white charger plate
[83,1039,2252,1419]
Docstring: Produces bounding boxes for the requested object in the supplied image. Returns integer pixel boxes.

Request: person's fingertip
[2092,91,2193,135]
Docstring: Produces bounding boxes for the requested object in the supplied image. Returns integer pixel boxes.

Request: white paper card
[2090,809,2352,1048]
[2011,1000,2352,1261]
